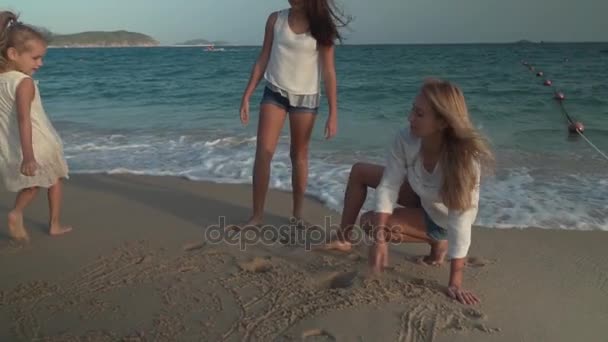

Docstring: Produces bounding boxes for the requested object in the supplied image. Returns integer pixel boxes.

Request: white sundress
[0,70,69,192]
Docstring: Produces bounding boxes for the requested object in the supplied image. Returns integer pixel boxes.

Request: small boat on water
[205,44,225,52]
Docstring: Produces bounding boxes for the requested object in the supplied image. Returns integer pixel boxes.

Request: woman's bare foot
[49,222,73,236]
[8,210,29,242]
[320,239,353,252]
[417,240,447,266]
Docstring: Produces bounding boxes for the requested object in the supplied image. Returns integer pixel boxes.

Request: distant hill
[48,30,159,47]
[175,39,230,46]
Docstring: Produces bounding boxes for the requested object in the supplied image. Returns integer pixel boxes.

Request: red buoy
[568,122,584,133]
[544,80,552,86]
[554,92,565,101]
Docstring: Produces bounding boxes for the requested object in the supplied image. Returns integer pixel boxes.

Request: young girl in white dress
[0,12,72,241]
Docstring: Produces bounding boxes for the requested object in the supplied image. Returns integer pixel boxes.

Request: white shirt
[375,127,480,259]
[264,9,321,95]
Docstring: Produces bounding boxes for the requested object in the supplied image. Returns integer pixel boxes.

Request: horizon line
[47,41,608,49]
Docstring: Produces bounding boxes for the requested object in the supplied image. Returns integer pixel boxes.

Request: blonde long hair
[0,11,47,69]
[421,79,495,211]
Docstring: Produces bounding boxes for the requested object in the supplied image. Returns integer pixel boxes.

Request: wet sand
[1,174,606,341]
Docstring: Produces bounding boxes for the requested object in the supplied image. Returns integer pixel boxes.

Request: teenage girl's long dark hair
[304,0,351,46]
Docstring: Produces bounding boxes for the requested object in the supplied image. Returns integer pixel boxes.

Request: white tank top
[264,9,321,95]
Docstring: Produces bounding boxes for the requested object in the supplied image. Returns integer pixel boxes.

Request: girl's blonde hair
[0,11,47,68]
[421,78,495,211]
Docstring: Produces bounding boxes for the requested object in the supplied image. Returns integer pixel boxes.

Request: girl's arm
[240,12,278,124]
[15,78,37,176]
[319,44,337,139]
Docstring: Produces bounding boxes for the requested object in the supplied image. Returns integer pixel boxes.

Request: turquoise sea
[35,43,608,230]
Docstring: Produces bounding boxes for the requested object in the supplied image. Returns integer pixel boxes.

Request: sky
[2,0,607,45]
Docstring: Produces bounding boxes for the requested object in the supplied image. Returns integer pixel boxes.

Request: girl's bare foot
[320,239,353,252]
[8,210,29,242]
[49,222,73,236]
[290,216,310,229]
[243,216,263,228]
[417,239,447,266]
[230,216,263,232]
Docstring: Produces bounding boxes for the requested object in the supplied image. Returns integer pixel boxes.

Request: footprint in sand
[238,257,273,273]
[182,241,206,252]
[329,271,358,289]
[314,271,358,290]
[461,307,501,333]
[462,307,486,320]
[466,256,494,268]
[347,254,361,262]
[301,328,336,341]
[0,241,26,255]
[135,255,152,264]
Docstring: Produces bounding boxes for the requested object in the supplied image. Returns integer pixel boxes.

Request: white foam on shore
[65,132,608,231]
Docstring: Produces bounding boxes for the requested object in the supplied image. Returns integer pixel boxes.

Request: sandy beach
[0,174,607,341]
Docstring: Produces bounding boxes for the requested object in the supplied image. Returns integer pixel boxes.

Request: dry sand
[0,174,607,341]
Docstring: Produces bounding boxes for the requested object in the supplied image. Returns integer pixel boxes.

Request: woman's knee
[348,162,367,184]
[348,162,383,187]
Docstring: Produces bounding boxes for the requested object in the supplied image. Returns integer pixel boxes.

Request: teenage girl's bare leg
[244,104,288,226]
[288,111,316,222]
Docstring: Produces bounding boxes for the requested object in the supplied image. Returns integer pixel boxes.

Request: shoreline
[65,170,608,232]
[1,173,607,341]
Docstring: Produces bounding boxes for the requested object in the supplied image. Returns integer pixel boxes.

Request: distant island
[48,30,159,48]
[175,39,230,46]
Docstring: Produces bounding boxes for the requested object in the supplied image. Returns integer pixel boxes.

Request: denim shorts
[424,210,448,241]
[260,86,319,114]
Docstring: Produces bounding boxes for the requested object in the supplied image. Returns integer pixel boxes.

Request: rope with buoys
[576,130,608,161]
[521,60,608,162]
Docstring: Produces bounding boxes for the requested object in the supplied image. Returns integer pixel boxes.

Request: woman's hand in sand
[369,240,388,273]
[240,97,250,126]
[447,286,480,305]
[324,112,337,140]
[369,227,389,273]
[20,157,38,176]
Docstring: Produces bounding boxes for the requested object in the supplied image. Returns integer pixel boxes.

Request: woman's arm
[445,169,481,305]
[369,130,409,271]
[375,130,409,217]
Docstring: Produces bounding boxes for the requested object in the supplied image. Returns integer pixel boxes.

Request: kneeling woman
[327,79,494,305]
